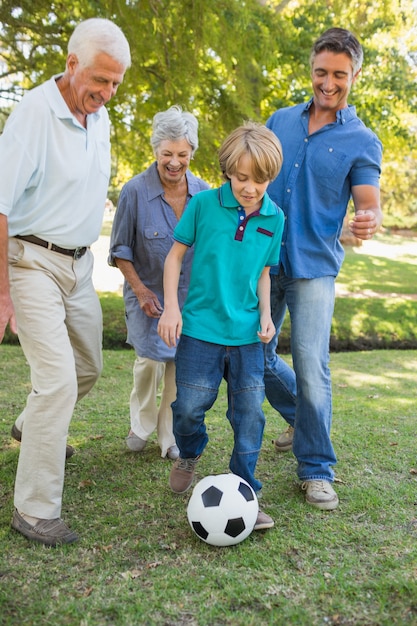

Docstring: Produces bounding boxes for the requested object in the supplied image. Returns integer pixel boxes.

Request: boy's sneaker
[273,425,294,452]
[253,510,274,531]
[169,456,200,493]
[301,480,339,510]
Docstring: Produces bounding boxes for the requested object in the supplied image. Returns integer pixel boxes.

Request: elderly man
[0,18,131,545]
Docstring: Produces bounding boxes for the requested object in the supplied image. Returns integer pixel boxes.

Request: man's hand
[349,209,382,241]
[0,293,17,343]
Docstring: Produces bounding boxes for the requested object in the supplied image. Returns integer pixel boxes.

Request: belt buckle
[73,247,84,260]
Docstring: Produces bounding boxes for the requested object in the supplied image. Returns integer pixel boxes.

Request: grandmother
[109,105,209,459]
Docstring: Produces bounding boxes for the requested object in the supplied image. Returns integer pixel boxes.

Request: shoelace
[302,480,331,493]
[176,458,199,472]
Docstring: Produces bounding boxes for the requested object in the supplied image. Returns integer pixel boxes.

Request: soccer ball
[186,473,259,547]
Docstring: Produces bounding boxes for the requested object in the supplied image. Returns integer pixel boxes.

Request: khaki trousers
[8,238,102,518]
[130,356,176,457]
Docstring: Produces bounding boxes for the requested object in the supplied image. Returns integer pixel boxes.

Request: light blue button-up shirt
[109,162,209,360]
[266,99,382,278]
[0,75,111,248]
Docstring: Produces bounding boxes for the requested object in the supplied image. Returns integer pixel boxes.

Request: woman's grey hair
[310,27,363,75]
[68,18,131,70]
[151,105,199,156]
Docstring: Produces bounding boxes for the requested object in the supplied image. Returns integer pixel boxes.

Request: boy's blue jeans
[172,335,266,493]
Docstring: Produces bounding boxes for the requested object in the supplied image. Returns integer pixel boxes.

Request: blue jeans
[264,272,337,481]
[173,335,266,492]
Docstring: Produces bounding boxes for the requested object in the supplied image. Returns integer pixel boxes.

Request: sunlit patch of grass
[1,347,417,625]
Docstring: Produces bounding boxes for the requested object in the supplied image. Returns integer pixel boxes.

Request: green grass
[330,234,417,351]
[2,233,416,351]
[1,346,417,625]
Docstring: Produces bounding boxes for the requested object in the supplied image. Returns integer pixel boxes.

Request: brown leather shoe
[11,509,79,546]
[253,510,274,531]
[11,424,75,459]
[273,425,294,452]
[169,456,200,493]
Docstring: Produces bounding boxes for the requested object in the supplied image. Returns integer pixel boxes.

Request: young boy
[157,122,284,530]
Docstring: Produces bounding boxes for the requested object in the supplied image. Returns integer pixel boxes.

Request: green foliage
[1,0,417,216]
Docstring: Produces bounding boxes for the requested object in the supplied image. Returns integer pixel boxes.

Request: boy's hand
[157,307,182,348]
[257,319,276,344]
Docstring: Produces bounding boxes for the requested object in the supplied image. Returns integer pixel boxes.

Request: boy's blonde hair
[219,121,283,183]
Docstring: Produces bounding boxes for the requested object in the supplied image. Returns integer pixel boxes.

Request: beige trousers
[130,356,176,457]
[8,238,102,519]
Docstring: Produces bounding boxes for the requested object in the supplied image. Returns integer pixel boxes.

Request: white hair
[68,18,131,69]
[151,105,199,156]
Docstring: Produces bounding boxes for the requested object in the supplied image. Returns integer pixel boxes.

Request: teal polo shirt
[173,181,284,346]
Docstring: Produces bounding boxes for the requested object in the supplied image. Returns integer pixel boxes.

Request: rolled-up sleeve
[108,185,136,266]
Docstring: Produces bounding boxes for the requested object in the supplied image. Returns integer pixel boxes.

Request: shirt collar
[43,74,102,128]
[304,97,357,125]
[146,161,203,201]
[218,181,277,216]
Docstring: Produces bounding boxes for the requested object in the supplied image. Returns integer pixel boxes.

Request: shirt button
[329,148,333,153]
[295,163,299,168]
[239,226,244,231]
[154,232,158,236]
[240,215,244,220]
[304,138,308,143]
[286,188,291,193]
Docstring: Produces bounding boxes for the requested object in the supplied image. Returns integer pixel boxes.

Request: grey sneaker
[169,456,200,493]
[301,480,339,510]
[11,424,75,459]
[126,431,147,452]
[273,425,294,452]
[11,509,79,546]
[253,510,274,531]
[166,444,180,460]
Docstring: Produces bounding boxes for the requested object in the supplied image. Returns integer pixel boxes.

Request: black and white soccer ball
[186,473,259,547]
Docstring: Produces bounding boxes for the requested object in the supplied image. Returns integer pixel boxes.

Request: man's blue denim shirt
[266,99,382,278]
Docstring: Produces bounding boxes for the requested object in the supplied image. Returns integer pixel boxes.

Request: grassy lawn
[2,233,417,352]
[1,346,416,625]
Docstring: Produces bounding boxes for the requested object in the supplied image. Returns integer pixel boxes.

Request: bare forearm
[157,242,187,347]
[114,258,146,294]
[257,267,275,343]
[349,185,383,240]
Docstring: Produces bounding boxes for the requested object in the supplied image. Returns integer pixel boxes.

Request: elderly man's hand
[0,293,17,343]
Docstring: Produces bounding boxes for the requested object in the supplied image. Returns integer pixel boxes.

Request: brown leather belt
[15,235,88,260]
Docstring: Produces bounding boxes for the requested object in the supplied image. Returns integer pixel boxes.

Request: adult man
[264,28,383,510]
[0,18,131,545]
